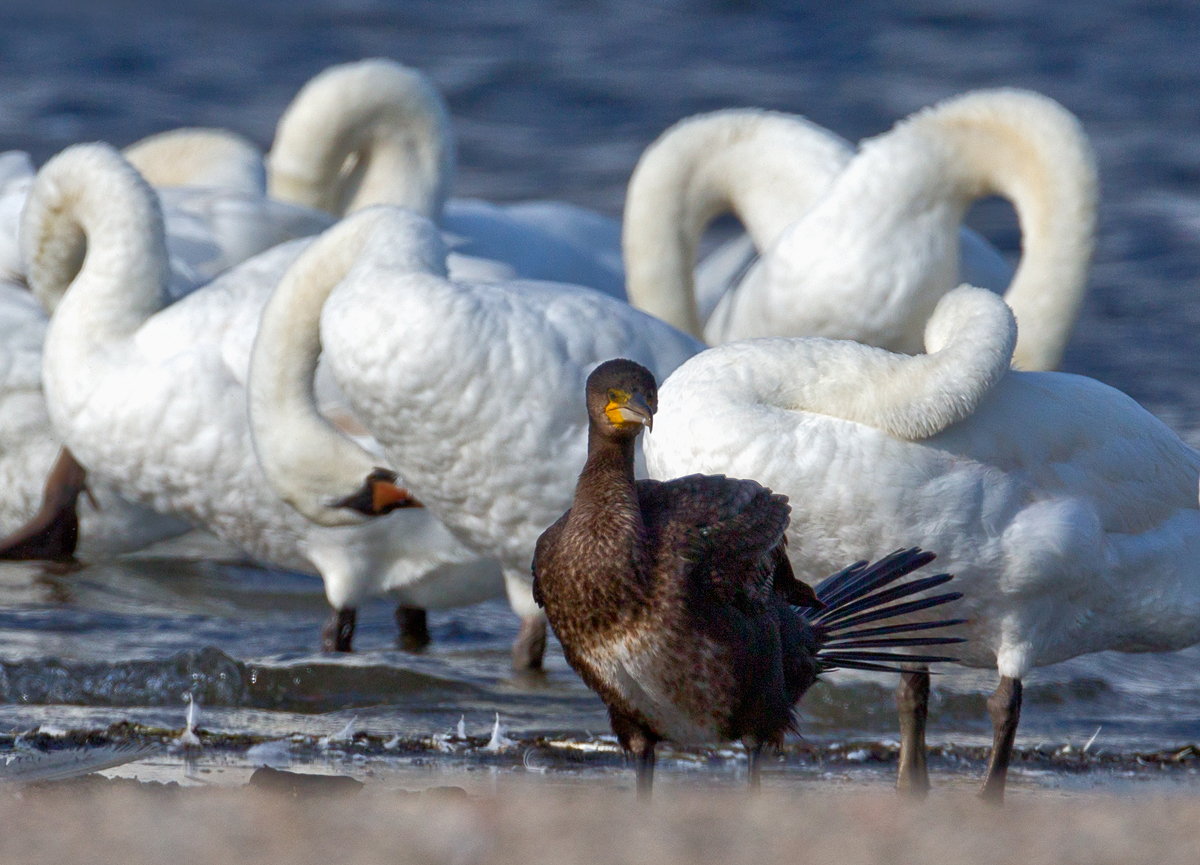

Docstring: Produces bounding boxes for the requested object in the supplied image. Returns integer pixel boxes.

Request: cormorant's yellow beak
[605,391,653,431]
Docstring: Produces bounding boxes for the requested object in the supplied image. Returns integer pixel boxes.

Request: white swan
[0,79,532,562]
[0,126,341,561]
[247,206,703,668]
[265,58,626,297]
[624,90,1096,371]
[24,143,506,649]
[1,131,332,301]
[122,127,268,195]
[641,110,1015,329]
[643,285,1200,800]
[121,128,334,293]
[0,133,325,560]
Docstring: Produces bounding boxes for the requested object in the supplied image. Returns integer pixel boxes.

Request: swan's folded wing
[636,474,811,613]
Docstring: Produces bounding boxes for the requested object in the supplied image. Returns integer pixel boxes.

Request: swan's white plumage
[27,143,502,610]
[645,287,1200,678]
[266,58,628,297]
[249,206,703,618]
[0,152,34,283]
[0,135,328,556]
[441,199,624,299]
[123,127,267,196]
[625,91,1092,371]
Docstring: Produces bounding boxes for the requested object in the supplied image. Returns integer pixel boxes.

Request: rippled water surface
[3,0,1200,767]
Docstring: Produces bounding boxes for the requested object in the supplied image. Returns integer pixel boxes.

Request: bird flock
[1,57,1198,805]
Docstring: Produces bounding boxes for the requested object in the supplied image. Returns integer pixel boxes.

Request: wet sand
[3,723,1200,864]
[3,770,1199,865]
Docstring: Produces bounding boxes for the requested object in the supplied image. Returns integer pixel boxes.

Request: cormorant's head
[586,359,658,439]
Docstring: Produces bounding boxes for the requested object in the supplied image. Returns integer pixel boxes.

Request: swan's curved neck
[267,59,454,221]
[724,286,1016,440]
[880,90,1096,370]
[123,127,267,195]
[623,109,852,340]
[23,144,169,359]
[249,206,447,527]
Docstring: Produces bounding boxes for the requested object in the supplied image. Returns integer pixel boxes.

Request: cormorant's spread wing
[636,474,816,612]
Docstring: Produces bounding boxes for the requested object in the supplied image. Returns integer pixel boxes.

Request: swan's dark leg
[895,667,931,797]
[321,608,356,652]
[395,605,431,652]
[746,740,765,792]
[511,614,547,671]
[979,675,1022,804]
[0,448,88,562]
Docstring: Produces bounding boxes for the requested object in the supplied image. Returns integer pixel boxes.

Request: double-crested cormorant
[533,359,964,797]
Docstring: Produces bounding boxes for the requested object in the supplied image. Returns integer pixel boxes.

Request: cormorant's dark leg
[0,448,88,562]
[895,667,931,797]
[321,608,356,652]
[746,740,765,792]
[395,605,431,652]
[511,614,547,671]
[631,735,656,801]
[979,675,1022,804]
[611,713,660,800]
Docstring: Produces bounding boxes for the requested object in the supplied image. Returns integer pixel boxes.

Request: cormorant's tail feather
[821,635,965,650]
[824,618,967,640]
[821,591,963,634]
[813,572,956,628]
[814,548,935,610]
[808,548,963,674]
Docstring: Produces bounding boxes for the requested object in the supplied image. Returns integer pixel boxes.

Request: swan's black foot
[979,675,1022,805]
[511,614,547,671]
[321,608,357,652]
[895,668,931,798]
[0,448,88,563]
[396,605,431,652]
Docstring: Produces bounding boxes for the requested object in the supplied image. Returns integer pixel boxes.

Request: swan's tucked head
[123,127,266,195]
[268,58,454,221]
[587,359,658,441]
[249,205,447,528]
[21,143,168,317]
[327,466,422,516]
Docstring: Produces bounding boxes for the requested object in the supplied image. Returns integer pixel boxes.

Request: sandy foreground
[0,771,1197,865]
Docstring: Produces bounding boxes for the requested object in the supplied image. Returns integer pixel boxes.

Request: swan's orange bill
[373,479,421,512]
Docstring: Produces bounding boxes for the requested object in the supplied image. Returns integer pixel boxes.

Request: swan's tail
[805,548,965,674]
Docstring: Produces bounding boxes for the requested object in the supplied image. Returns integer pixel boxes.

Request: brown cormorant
[533,358,964,797]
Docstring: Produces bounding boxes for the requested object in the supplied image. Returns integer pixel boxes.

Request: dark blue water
[3,0,1200,760]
